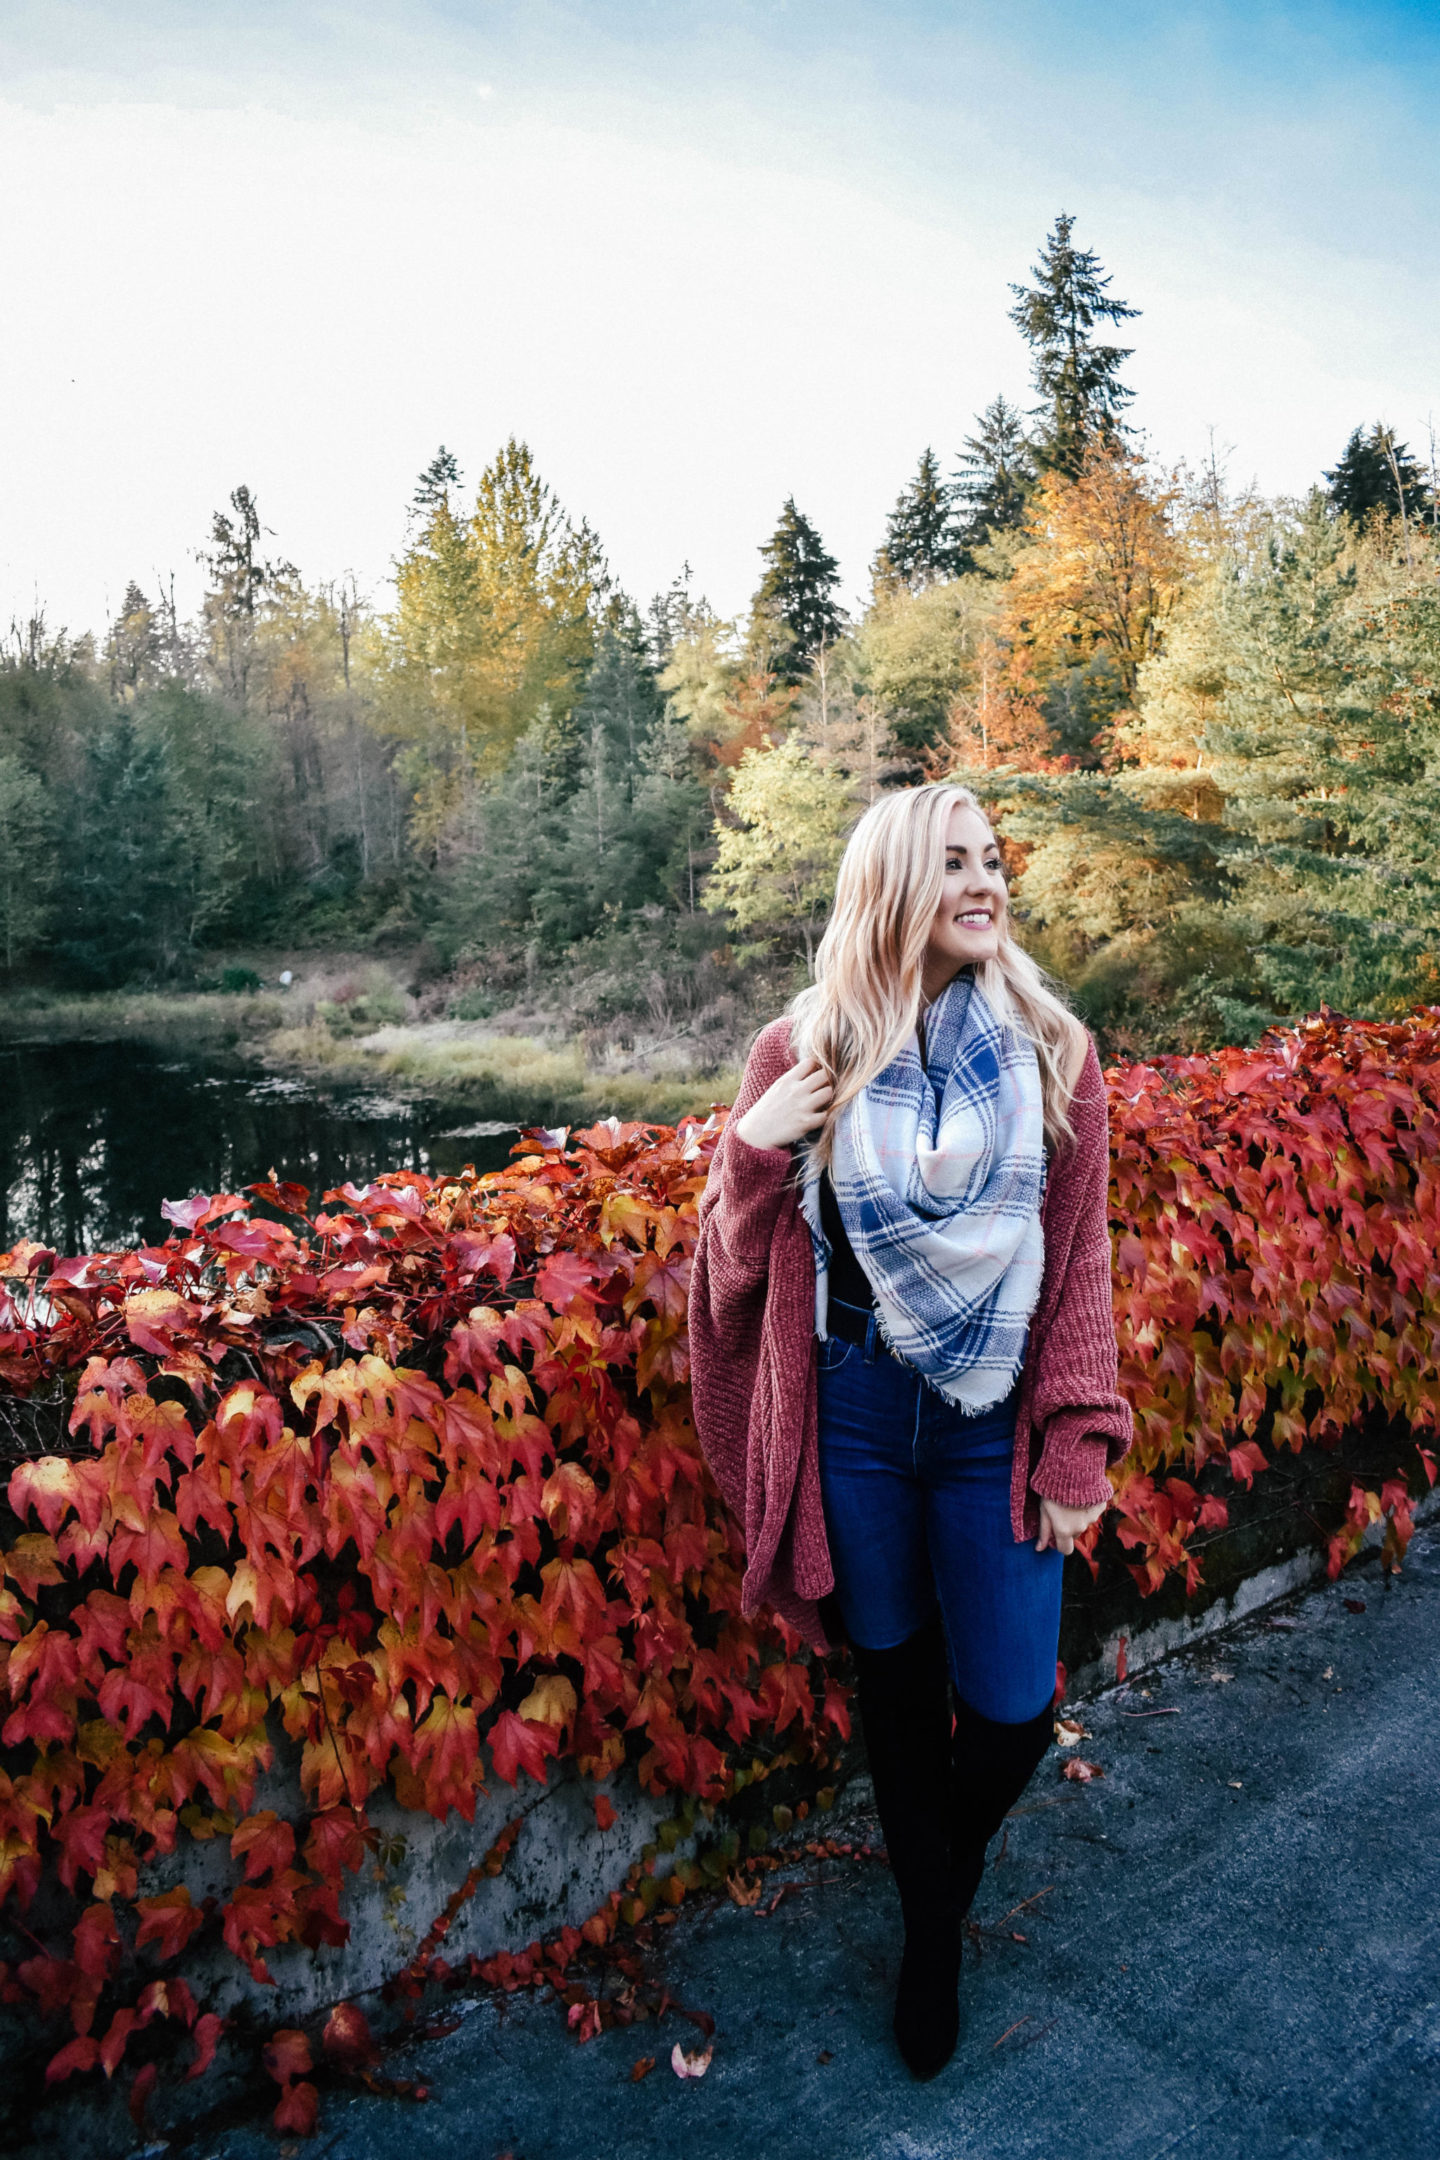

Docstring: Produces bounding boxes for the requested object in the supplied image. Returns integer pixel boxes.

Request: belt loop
[863,1314,879,1364]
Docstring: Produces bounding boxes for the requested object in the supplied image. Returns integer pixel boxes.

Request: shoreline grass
[0,988,740,1126]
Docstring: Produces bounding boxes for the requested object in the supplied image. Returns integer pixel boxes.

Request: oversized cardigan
[688,1018,1133,1649]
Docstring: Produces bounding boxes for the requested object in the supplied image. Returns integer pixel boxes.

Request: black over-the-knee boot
[851,1615,962,2080]
[948,1695,1055,1920]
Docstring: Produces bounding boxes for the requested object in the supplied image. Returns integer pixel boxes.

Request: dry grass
[0,988,289,1046]
[266,1020,737,1125]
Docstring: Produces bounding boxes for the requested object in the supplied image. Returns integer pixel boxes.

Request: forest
[3,212,1438,1062]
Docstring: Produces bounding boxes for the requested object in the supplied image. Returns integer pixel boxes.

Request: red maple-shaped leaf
[488,1708,560,1787]
[186,2012,225,2080]
[127,2060,159,2131]
[45,2035,101,2085]
[231,1810,297,1883]
[134,1886,207,1963]
[322,2001,378,2071]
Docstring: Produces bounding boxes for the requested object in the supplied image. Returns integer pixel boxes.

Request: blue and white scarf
[801,972,1046,1412]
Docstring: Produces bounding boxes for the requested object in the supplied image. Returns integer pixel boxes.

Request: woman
[688,782,1131,2080]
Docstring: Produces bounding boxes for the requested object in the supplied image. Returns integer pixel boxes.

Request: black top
[820,1171,875,1311]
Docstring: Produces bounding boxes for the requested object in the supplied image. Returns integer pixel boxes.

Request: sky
[2,0,1438,637]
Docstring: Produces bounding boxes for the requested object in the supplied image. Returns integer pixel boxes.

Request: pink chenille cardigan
[688,1018,1134,1649]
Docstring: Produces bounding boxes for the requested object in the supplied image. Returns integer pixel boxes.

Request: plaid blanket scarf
[801,971,1046,1412]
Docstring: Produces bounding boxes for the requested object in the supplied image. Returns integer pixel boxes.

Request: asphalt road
[197,1526,1440,2160]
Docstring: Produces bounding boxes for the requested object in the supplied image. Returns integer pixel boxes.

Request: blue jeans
[816,1303,1063,1724]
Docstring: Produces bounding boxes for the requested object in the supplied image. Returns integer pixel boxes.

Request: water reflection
[0,1041,519,1253]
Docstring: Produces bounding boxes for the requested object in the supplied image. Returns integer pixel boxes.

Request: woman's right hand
[733,1057,834,1152]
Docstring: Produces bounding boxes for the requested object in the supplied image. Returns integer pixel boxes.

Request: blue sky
[3,1,1437,632]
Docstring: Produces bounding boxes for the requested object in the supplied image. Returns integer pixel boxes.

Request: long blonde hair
[790,782,1087,1162]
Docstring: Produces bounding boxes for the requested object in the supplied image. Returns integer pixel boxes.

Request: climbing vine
[1,1009,1437,2135]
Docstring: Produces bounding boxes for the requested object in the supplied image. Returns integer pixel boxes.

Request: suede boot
[852,1616,963,2080]
[948,1696,1055,1920]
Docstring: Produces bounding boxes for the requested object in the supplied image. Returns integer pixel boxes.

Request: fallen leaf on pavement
[1062,1758,1104,1783]
[1227,1780,1243,1790]
[671,2042,713,2079]
[1054,1717,1087,1747]
[630,2056,656,2082]
[726,1871,762,1908]
[1343,1599,1366,1614]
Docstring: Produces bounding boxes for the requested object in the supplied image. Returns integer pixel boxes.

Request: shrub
[0,1118,842,2133]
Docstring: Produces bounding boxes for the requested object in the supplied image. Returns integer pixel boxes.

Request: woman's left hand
[1035,1496,1107,1556]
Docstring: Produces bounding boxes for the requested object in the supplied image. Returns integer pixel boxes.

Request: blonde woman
[689,782,1131,2080]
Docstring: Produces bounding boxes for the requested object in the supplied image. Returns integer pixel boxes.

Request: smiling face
[921,802,1008,996]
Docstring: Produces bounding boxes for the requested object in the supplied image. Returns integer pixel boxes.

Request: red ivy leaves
[3,1021,1437,2135]
[0,1115,834,2134]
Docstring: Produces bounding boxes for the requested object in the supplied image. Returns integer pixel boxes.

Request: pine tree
[751,498,846,682]
[201,486,297,710]
[952,398,1036,560]
[1324,424,1434,527]
[1008,214,1139,477]
[413,446,463,517]
[871,449,962,593]
[105,583,163,703]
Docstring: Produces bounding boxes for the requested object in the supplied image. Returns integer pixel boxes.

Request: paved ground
[199,1528,1440,2160]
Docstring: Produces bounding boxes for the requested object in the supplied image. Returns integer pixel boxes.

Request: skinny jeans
[815,1300,1063,1724]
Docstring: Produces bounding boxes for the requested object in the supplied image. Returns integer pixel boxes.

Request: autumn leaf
[671,2042,713,2078]
[488,1707,560,1788]
[1062,1758,1105,1783]
[134,1886,207,1962]
[630,2054,657,2082]
[594,1792,618,1833]
[323,2001,378,2071]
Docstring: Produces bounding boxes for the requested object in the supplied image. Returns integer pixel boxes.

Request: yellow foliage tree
[380,439,604,847]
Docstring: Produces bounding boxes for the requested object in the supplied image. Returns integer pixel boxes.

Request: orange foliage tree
[999,446,1188,702]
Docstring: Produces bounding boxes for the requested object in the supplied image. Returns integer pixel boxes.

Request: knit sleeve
[1028,1042,1133,1511]
[695,1023,798,1281]
[688,1022,800,1525]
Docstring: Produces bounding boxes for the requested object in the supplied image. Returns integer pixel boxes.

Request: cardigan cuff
[1030,1415,1118,1512]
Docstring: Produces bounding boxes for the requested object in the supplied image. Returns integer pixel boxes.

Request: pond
[0,1040,522,1253]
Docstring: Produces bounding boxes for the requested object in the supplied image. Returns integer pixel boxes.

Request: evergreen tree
[54,717,189,984]
[0,753,54,971]
[413,445,463,517]
[1008,214,1139,476]
[751,498,846,682]
[952,397,1036,560]
[105,583,163,703]
[871,449,962,593]
[1324,424,1433,527]
[201,486,297,710]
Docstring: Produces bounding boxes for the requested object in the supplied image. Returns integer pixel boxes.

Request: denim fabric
[816,1301,1063,1724]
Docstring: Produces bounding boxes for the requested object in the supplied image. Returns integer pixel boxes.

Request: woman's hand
[1035,1496,1107,1556]
[733,1056,834,1152]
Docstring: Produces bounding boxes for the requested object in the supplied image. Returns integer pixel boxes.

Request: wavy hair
[789,782,1087,1162]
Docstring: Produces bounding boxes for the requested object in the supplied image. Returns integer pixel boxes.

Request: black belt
[825,1297,888,1354]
